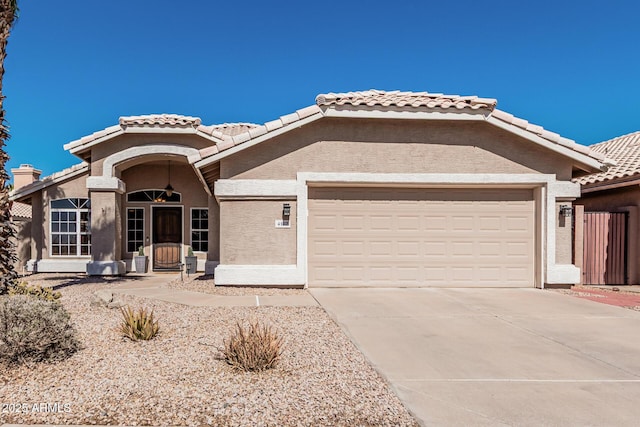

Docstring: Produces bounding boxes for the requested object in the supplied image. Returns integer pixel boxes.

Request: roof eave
[485,115,605,174]
[66,126,226,158]
[9,163,90,201]
[194,111,325,169]
[580,175,640,194]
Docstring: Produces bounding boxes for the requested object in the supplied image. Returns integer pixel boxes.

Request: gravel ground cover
[0,274,418,426]
[551,286,640,311]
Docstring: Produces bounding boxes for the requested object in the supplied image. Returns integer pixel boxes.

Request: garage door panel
[398,240,421,257]
[506,216,532,231]
[341,215,364,230]
[342,240,365,256]
[480,216,505,231]
[371,266,394,283]
[451,216,475,231]
[478,267,501,282]
[478,241,502,257]
[398,215,420,230]
[308,187,535,287]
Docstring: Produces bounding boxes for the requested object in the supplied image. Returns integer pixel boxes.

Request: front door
[153,206,182,270]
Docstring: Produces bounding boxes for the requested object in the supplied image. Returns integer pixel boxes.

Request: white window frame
[190,207,209,253]
[126,207,145,253]
[50,199,91,257]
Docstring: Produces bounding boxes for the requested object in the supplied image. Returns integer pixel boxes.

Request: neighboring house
[575,131,640,285]
[9,90,608,288]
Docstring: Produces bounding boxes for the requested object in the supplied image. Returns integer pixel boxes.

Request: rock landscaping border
[0,274,418,426]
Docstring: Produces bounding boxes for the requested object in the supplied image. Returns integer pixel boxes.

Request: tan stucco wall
[208,196,220,261]
[91,191,122,261]
[555,202,573,265]
[220,200,296,265]
[39,174,89,260]
[91,134,213,177]
[31,193,43,261]
[220,119,575,180]
[578,186,640,284]
[12,217,31,273]
[120,162,212,263]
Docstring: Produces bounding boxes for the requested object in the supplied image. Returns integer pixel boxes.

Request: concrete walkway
[106,273,318,307]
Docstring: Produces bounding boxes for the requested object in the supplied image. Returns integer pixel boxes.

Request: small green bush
[0,295,80,364]
[119,306,159,341]
[8,282,61,302]
[222,320,284,372]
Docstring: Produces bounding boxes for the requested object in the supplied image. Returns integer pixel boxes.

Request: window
[51,198,91,256]
[191,208,208,252]
[127,208,144,253]
[127,190,181,203]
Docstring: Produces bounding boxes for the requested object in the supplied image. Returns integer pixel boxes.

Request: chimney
[11,164,42,190]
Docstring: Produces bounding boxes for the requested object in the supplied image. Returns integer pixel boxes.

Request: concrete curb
[107,274,318,307]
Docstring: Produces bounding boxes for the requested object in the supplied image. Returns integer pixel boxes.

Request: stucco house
[574,131,640,285]
[10,90,608,288]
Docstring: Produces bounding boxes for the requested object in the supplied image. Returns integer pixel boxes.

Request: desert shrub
[0,295,80,364]
[222,320,284,372]
[8,282,61,302]
[119,306,159,341]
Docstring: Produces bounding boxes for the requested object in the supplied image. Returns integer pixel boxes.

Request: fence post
[573,205,584,285]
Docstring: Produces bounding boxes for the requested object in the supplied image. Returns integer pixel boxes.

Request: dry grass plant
[222,320,284,372]
[119,306,160,341]
[8,281,61,302]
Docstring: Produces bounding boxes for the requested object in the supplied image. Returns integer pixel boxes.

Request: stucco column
[546,181,581,286]
[86,190,126,275]
[205,195,220,274]
[555,201,574,264]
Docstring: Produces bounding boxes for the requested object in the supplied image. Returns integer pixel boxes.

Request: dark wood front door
[153,207,182,270]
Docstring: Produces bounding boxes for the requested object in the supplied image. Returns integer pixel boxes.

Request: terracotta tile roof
[195,90,606,171]
[575,131,640,185]
[69,124,122,149]
[10,201,31,219]
[489,110,607,162]
[52,91,607,179]
[66,114,224,153]
[197,105,323,160]
[316,89,497,110]
[119,114,202,128]
[197,123,260,139]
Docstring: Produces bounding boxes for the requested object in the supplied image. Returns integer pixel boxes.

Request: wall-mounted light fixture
[559,205,573,218]
[283,203,291,217]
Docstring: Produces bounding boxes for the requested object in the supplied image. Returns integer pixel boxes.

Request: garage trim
[213,172,581,287]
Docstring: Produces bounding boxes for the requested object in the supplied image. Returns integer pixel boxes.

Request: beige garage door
[308,187,535,287]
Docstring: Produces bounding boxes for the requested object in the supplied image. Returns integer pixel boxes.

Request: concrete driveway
[310,288,640,426]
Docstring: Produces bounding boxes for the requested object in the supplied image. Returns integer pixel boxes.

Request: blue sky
[4,0,640,178]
